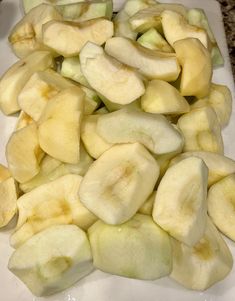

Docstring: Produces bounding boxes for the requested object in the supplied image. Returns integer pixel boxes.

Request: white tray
[0,0,235,300]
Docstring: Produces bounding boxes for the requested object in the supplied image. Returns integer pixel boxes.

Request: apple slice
[96,109,184,155]
[170,218,233,290]
[177,107,224,154]
[173,38,212,98]
[138,191,156,215]
[80,42,145,105]
[9,224,94,296]
[79,86,101,115]
[9,4,62,58]
[23,0,86,13]
[88,214,172,280]
[95,107,109,115]
[0,164,11,182]
[105,37,180,81]
[10,174,97,248]
[123,0,156,17]
[79,143,159,224]
[0,177,18,228]
[15,111,34,130]
[42,18,113,57]
[6,123,44,183]
[38,86,84,164]
[141,79,190,114]
[0,51,53,115]
[153,157,208,246]
[113,10,137,40]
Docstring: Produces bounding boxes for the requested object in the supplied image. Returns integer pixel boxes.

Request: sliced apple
[15,111,34,130]
[80,42,145,105]
[96,109,184,155]
[9,4,62,58]
[79,86,101,115]
[38,86,84,164]
[173,38,212,98]
[23,0,85,13]
[95,106,109,115]
[113,10,137,40]
[6,123,44,183]
[9,224,94,296]
[0,164,11,182]
[123,0,156,16]
[79,143,159,224]
[170,218,233,290]
[138,191,156,215]
[177,107,223,154]
[105,37,180,81]
[141,79,190,114]
[0,51,54,115]
[153,157,208,246]
[42,18,113,57]
[88,214,172,280]
[10,174,97,248]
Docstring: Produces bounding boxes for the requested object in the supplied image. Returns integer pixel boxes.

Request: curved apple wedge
[8,225,94,297]
[79,143,159,224]
[170,218,233,290]
[88,214,172,280]
[153,157,208,246]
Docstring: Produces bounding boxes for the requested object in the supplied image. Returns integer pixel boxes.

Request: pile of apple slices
[0,0,234,297]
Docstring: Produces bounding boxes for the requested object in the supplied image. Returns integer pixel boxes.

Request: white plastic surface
[0,0,235,300]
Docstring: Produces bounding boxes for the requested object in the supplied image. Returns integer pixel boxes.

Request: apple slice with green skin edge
[177,106,224,154]
[9,4,62,59]
[0,50,54,115]
[10,174,97,248]
[79,143,159,225]
[96,109,184,155]
[8,224,94,297]
[161,10,210,50]
[105,37,180,82]
[0,164,11,182]
[42,18,113,57]
[173,38,212,99]
[94,107,109,115]
[0,177,18,228]
[22,0,86,13]
[153,157,208,247]
[79,85,101,115]
[123,0,156,16]
[38,86,84,164]
[6,122,44,184]
[170,218,233,290]
[141,79,190,115]
[88,214,172,280]
[138,191,156,215]
[137,28,173,52]
[208,174,235,242]
[191,83,232,128]
[80,42,145,105]
[113,10,137,40]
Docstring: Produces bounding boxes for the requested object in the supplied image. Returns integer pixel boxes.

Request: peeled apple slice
[208,174,235,241]
[0,164,11,182]
[15,111,34,130]
[88,214,172,280]
[42,18,114,57]
[113,10,137,40]
[6,123,44,183]
[123,0,156,16]
[138,191,156,215]
[105,37,180,81]
[153,157,208,246]
[8,224,94,297]
[96,109,184,155]
[170,151,235,187]
[23,0,86,13]
[38,86,84,164]
[0,51,53,115]
[177,106,224,154]
[170,218,233,290]
[79,143,159,224]
[10,174,97,248]
[141,79,190,114]
[80,42,145,105]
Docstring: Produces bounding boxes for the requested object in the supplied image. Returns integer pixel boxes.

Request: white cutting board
[0,1,235,301]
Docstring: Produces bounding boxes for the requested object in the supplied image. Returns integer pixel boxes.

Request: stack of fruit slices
[0,0,234,297]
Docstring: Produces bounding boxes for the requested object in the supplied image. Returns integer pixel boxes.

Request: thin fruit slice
[80,42,145,105]
[123,0,156,17]
[113,10,137,40]
[170,218,233,290]
[177,106,223,154]
[10,174,97,248]
[15,111,34,130]
[79,143,159,224]
[0,51,53,115]
[38,86,84,164]
[0,164,11,182]
[141,79,189,114]
[88,214,172,279]
[153,157,208,246]
[42,18,113,57]
[208,174,235,241]
[8,224,94,297]
[6,123,44,183]
[105,37,180,81]
[96,109,183,155]
[23,0,86,13]
[138,191,156,215]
